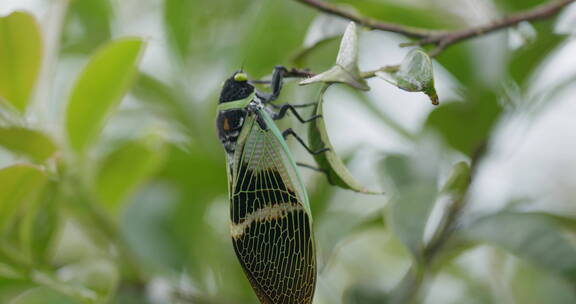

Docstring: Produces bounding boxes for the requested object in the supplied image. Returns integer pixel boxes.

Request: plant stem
[295,0,576,56]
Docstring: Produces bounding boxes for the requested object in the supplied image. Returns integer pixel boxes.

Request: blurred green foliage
[0,0,575,303]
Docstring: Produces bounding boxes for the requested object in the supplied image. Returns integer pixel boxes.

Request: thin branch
[294,0,437,38]
[295,0,576,56]
[423,0,576,56]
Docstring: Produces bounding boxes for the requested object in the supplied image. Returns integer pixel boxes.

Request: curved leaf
[376,49,438,105]
[300,22,369,90]
[65,38,145,152]
[0,127,57,163]
[308,85,380,194]
[0,11,43,113]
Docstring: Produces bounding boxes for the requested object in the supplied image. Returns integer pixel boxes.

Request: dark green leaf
[0,127,57,163]
[425,89,501,156]
[65,38,145,152]
[61,0,113,54]
[308,86,380,193]
[344,283,389,304]
[0,11,43,113]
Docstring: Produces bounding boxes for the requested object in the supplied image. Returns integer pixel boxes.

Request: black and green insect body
[216,68,316,304]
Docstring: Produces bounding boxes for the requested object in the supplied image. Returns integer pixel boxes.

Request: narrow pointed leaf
[300,22,369,90]
[0,11,43,113]
[376,49,438,105]
[65,38,145,152]
[0,127,57,163]
[308,85,380,194]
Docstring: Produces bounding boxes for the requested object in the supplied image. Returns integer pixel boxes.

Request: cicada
[216,66,322,304]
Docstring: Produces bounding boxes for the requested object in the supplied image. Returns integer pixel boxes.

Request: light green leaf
[0,11,43,113]
[300,22,369,90]
[458,211,576,282]
[0,165,47,233]
[382,154,439,260]
[0,127,57,163]
[308,85,380,194]
[96,137,166,212]
[65,38,145,153]
[376,49,438,105]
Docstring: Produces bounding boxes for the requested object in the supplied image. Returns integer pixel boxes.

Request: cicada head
[219,71,254,103]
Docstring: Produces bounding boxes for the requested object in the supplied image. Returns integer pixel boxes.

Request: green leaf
[458,211,576,282]
[0,11,43,113]
[377,49,438,105]
[11,287,79,304]
[0,165,47,233]
[65,38,145,153]
[308,85,380,193]
[425,89,502,157]
[0,127,57,163]
[300,22,369,90]
[61,0,113,54]
[382,153,439,260]
[163,0,195,61]
[29,181,60,265]
[96,138,166,212]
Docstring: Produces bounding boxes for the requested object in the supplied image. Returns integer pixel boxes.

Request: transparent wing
[228,112,316,304]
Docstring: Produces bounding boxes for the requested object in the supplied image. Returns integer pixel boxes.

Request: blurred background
[1,0,576,303]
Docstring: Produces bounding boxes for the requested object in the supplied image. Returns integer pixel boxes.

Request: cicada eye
[233,72,248,82]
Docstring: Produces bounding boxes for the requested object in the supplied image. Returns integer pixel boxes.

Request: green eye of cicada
[234,72,248,82]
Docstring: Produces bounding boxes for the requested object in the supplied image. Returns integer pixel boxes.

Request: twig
[294,0,437,38]
[295,0,576,56]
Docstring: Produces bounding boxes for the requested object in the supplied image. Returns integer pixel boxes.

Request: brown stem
[294,0,436,38]
[295,0,576,56]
